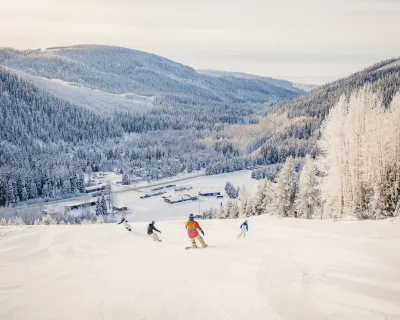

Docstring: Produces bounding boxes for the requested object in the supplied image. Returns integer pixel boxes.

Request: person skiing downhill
[185,213,207,248]
[117,215,127,225]
[117,215,132,231]
[147,221,162,242]
[237,219,248,239]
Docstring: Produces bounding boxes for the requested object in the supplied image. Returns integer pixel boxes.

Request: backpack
[147,224,153,235]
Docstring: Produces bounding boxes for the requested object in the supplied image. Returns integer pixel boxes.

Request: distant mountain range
[198,69,317,92]
[0,45,307,114]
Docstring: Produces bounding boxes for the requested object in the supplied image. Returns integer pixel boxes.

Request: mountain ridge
[0,44,305,110]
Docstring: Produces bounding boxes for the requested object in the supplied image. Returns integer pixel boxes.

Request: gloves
[201,231,205,236]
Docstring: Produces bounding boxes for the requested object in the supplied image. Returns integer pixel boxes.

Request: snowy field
[115,171,260,222]
[1,216,399,320]
[39,171,260,222]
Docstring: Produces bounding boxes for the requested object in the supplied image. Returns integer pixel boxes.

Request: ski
[185,245,215,250]
[123,221,132,231]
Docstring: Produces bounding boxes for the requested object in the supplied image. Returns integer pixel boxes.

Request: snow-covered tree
[41,214,55,225]
[217,202,225,219]
[229,201,240,219]
[21,187,28,202]
[12,216,25,225]
[261,180,275,215]
[6,180,15,204]
[237,185,249,217]
[276,156,297,217]
[62,179,71,196]
[29,182,38,199]
[122,174,130,186]
[297,154,318,218]
[225,182,239,198]
[317,86,400,219]
[101,195,108,215]
[95,197,102,216]
[253,180,268,215]
[244,197,255,217]
[42,183,49,198]
[86,166,93,185]
[77,174,85,193]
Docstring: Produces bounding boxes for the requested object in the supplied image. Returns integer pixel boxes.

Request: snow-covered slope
[6,67,151,113]
[0,45,305,108]
[1,216,399,320]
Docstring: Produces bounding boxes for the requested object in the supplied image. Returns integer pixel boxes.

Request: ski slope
[1,216,400,320]
[7,67,151,114]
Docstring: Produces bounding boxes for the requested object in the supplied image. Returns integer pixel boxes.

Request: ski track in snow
[0,217,400,320]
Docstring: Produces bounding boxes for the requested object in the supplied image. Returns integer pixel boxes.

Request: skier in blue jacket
[117,215,127,225]
[237,219,248,239]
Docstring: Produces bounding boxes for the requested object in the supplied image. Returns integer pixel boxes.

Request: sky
[0,0,399,84]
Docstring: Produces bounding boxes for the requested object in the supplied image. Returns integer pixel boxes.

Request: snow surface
[1,216,399,320]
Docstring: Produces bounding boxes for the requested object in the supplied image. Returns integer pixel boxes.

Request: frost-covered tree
[253,180,268,215]
[225,182,239,198]
[227,201,239,219]
[317,86,400,219]
[101,195,108,215]
[42,183,49,198]
[276,156,297,217]
[41,214,55,225]
[86,166,93,185]
[62,179,71,196]
[245,197,255,217]
[21,187,28,202]
[261,180,275,215]
[12,216,25,225]
[6,180,15,204]
[29,182,38,199]
[95,197,102,216]
[237,184,249,217]
[122,174,130,186]
[77,174,85,193]
[297,154,318,218]
[217,202,225,219]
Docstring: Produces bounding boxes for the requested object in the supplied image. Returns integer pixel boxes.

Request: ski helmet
[151,221,155,224]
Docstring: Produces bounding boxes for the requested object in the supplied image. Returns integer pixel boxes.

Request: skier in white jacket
[237,219,248,239]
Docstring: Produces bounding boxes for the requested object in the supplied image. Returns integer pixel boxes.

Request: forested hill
[0,68,121,147]
[249,58,400,177]
[272,58,400,119]
[0,45,304,107]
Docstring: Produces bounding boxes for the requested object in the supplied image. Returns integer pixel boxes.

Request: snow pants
[191,235,206,248]
[151,233,161,242]
[237,228,247,239]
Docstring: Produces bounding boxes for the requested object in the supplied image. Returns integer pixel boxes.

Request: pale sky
[0,0,399,84]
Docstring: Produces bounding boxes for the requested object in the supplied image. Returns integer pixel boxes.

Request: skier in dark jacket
[147,221,162,242]
[237,219,248,239]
